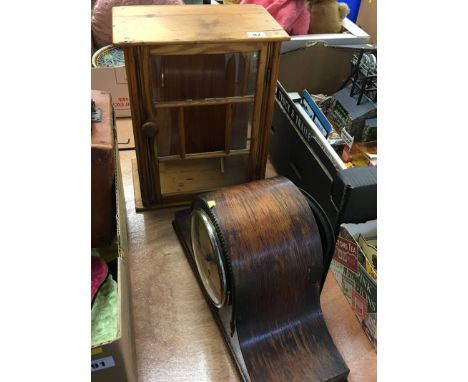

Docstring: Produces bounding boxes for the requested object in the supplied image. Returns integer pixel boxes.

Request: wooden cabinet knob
[141,121,159,137]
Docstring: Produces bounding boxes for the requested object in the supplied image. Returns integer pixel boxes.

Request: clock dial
[191,208,227,308]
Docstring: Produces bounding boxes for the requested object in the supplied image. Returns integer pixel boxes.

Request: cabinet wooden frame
[115,5,289,208]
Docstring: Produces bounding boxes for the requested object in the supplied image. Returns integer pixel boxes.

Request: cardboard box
[281,18,370,53]
[330,220,377,348]
[356,0,377,44]
[269,43,377,231]
[91,27,131,117]
[91,143,136,382]
[91,66,131,118]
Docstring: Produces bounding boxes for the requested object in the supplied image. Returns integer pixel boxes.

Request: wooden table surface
[119,140,376,381]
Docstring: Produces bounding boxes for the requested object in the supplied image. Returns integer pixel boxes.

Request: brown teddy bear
[307,0,350,34]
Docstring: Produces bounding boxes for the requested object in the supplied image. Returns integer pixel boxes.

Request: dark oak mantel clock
[113,5,289,208]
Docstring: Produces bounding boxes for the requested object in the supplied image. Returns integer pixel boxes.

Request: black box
[269,43,377,234]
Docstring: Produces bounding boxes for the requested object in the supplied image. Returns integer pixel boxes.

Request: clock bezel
[190,208,228,308]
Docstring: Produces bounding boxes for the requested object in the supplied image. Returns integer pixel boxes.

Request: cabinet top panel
[112,5,290,46]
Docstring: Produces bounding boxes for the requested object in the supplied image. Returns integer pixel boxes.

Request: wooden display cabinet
[113,5,289,208]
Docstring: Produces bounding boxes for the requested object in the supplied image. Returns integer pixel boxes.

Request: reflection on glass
[231,103,253,151]
[150,52,258,157]
[151,52,258,103]
[159,156,249,197]
[154,103,253,157]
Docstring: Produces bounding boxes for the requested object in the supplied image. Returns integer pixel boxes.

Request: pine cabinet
[113,5,289,208]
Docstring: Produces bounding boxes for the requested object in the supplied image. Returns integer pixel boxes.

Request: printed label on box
[329,258,344,279]
[91,356,115,372]
[363,313,377,340]
[334,237,359,273]
[331,225,377,349]
[352,289,368,321]
[113,97,130,110]
[355,264,377,313]
[342,267,356,300]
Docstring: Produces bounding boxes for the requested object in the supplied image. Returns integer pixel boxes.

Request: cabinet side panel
[257,42,282,179]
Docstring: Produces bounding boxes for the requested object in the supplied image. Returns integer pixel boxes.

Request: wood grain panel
[124,47,159,205]
[248,45,267,178]
[113,5,289,46]
[191,177,349,381]
[257,42,282,178]
[153,96,254,109]
[150,43,261,56]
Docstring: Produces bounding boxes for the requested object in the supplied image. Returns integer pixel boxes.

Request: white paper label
[247,32,266,38]
[341,128,354,149]
[91,356,115,372]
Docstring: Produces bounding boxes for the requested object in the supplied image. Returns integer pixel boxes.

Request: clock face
[191,208,227,308]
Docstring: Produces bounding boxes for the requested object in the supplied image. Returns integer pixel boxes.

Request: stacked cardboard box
[91,135,136,382]
[330,220,377,348]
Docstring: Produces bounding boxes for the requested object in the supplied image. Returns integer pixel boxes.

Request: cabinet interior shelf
[153,96,255,109]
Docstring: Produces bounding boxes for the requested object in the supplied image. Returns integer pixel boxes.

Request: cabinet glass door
[142,47,263,198]
[149,51,258,157]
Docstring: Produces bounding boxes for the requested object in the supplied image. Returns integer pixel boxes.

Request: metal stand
[341,45,377,104]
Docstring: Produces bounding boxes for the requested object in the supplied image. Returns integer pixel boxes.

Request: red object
[92,256,109,305]
[334,237,359,273]
[352,289,368,321]
[240,0,310,35]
